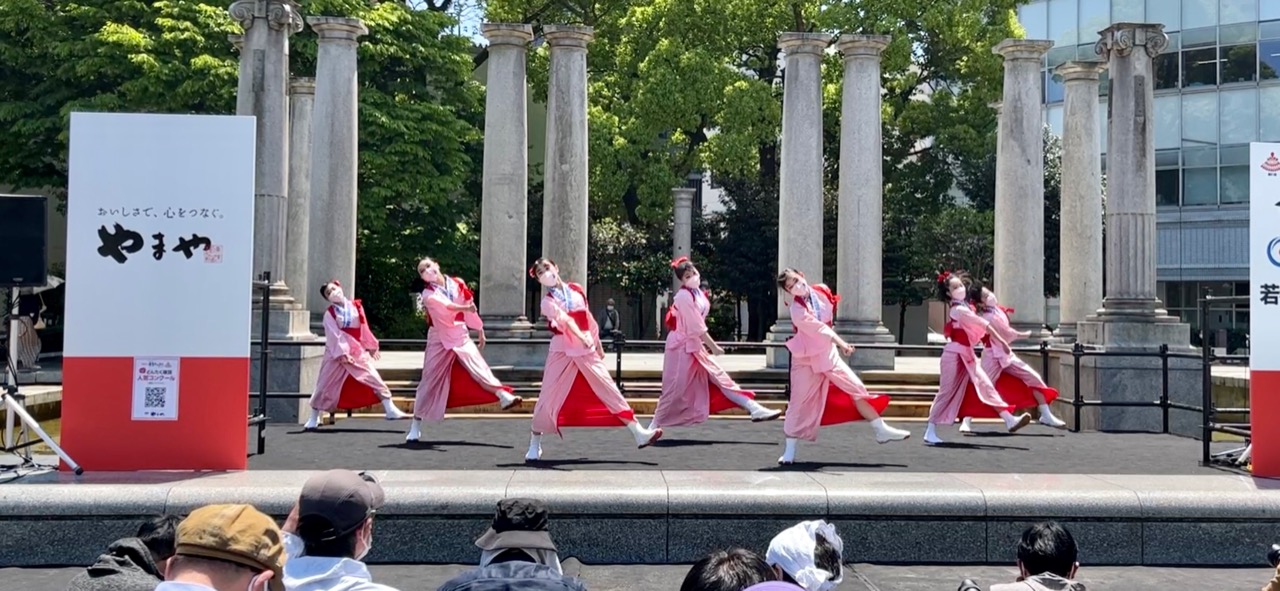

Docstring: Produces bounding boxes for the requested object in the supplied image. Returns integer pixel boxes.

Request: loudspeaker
[0,194,48,288]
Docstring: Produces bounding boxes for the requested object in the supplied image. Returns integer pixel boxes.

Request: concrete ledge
[3,471,1279,567]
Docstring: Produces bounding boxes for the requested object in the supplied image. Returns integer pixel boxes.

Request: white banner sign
[64,113,255,358]
[132,357,180,420]
[1250,143,1280,371]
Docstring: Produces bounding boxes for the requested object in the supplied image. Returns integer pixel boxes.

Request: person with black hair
[281,470,398,591]
[774,268,909,464]
[68,515,181,591]
[990,521,1084,591]
[764,520,844,591]
[436,498,587,591]
[954,285,1066,434]
[924,272,1031,446]
[651,256,782,430]
[681,548,778,591]
[524,257,661,461]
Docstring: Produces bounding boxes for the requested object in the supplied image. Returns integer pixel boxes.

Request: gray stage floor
[246,418,1241,474]
[3,563,1271,591]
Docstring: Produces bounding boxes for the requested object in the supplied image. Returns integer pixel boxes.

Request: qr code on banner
[144,387,167,409]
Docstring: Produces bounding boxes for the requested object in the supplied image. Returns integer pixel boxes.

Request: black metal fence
[250,282,1249,468]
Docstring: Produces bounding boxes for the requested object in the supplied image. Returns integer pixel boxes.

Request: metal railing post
[1072,342,1083,433]
[256,272,270,455]
[613,332,626,395]
[1201,296,1213,465]
[1039,340,1050,380]
[1159,343,1170,434]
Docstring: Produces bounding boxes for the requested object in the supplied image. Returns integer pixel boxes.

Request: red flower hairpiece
[670,256,689,269]
[528,265,538,279]
[936,271,951,284]
[331,279,341,286]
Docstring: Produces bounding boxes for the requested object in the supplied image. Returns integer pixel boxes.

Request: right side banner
[1250,142,1280,476]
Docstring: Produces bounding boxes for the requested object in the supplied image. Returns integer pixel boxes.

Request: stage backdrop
[1251,142,1280,477]
[62,112,255,471]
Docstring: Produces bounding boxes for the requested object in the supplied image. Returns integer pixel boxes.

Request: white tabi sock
[304,408,320,430]
[778,438,798,464]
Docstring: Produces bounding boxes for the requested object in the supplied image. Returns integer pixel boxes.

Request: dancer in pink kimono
[774,269,910,464]
[304,280,410,430]
[649,257,781,429]
[525,257,662,461]
[956,286,1067,434]
[924,272,1030,445]
[406,257,523,442]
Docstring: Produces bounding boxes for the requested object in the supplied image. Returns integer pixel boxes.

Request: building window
[1182,0,1218,29]
[1262,86,1280,141]
[1019,0,1049,40]
[1265,3,1280,20]
[1181,92,1218,146]
[1048,0,1078,47]
[1157,168,1181,206]
[1154,53,1180,88]
[1079,0,1110,40]
[1114,0,1145,22]
[1219,0,1257,25]
[1155,95,1182,149]
[1182,47,1219,87]
[1047,71,1065,103]
[1260,39,1280,80]
[1182,146,1218,205]
[1219,89,1258,144]
[1220,165,1250,203]
[1221,44,1258,83]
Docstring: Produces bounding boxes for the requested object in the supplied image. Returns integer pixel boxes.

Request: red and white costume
[525,281,661,460]
[306,297,407,428]
[651,286,776,428]
[924,299,1028,444]
[407,276,519,441]
[975,289,1065,429]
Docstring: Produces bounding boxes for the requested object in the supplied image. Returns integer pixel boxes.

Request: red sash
[665,287,709,331]
[328,300,368,338]
[942,301,974,341]
[546,283,589,334]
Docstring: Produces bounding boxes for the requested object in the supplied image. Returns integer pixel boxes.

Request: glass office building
[1017,0,1279,338]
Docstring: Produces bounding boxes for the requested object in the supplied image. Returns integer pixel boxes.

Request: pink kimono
[413,277,514,422]
[784,284,890,441]
[530,283,637,435]
[651,286,758,428]
[927,301,1014,424]
[310,300,393,411]
[978,290,1059,410]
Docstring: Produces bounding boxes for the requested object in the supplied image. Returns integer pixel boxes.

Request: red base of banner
[1251,370,1280,478]
[61,356,249,471]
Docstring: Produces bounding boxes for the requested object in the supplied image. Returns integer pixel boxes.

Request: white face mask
[538,270,558,288]
[326,286,345,304]
[684,274,701,289]
[356,531,372,561]
[789,279,809,298]
[421,266,440,283]
[950,286,966,301]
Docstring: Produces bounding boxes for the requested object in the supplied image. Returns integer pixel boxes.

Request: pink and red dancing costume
[414,276,514,421]
[928,300,1015,423]
[310,299,393,412]
[977,291,1059,410]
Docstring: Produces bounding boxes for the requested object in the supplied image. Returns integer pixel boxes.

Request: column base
[764,321,794,369]
[478,315,543,367]
[1007,322,1053,344]
[251,304,315,341]
[833,320,895,370]
[1077,312,1192,351]
[1052,321,1079,343]
[249,319,324,425]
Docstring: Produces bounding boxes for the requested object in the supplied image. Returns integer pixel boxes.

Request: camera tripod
[2,287,81,476]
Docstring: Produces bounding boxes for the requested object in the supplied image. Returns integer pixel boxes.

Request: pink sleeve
[987,308,1021,343]
[322,312,351,359]
[459,282,484,331]
[790,300,838,340]
[953,305,990,331]
[423,290,449,323]
[541,296,570,331]
[675,290,706,339]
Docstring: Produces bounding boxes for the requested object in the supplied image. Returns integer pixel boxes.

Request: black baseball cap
[296,470,384,541]
[475,498,556,552]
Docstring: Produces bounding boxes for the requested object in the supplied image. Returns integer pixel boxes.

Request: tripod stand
[2,287,81,476]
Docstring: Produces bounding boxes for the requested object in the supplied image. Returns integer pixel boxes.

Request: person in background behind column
[524,257,663,462]
[304,280,410,430]
[956,285,1067,434]
[774,268,910,465]
[650,256,781,430]
[599,298,620,337]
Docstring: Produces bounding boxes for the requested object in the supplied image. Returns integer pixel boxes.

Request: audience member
[281,469,397,591]
[744,583,805,591]
[765,521,844,591]
[158,504,286,591]
[990,522,1084,591]
[67,514,181,591]
[435,498,586,591]
[680,548,777,591]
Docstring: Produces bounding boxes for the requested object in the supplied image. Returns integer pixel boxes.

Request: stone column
[307,17,367,314]
[1053,61,1106,341]
[541,25,593,285]
[990,101,1003,157]
[992,39,1053,339]
[1066,23,1195,435]
[229,0,303,304]
[834,34,895,370]
[766,32,831,368]
[672,187,694,291]
[286,77,315,313]
[477,23,537,365]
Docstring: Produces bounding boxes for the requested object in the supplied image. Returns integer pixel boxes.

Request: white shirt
[282,532,399,591]
[155,583,217,591]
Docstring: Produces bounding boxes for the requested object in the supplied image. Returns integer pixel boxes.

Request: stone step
[379,366,941,386]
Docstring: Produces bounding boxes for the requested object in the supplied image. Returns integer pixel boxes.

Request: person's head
[1015,521,1078,580]
[530,258,561,288]
[606,298,615,309]
[417,257,442,284]
[295,470,384,561]
[672,257,700,289]
[776,269,810,299]
[680,548,776,591]
[167,504,286,591]
[765,521,844,591]
[935,270,970,303]
[137,514,181,572]
[475,498,560,572]
[319,281,345,305]
[965,279,988,312]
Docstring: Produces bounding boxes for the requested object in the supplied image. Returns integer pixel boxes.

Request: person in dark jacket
[67,515,180,591]
[436,499,585,591]
[435,561,587,591]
